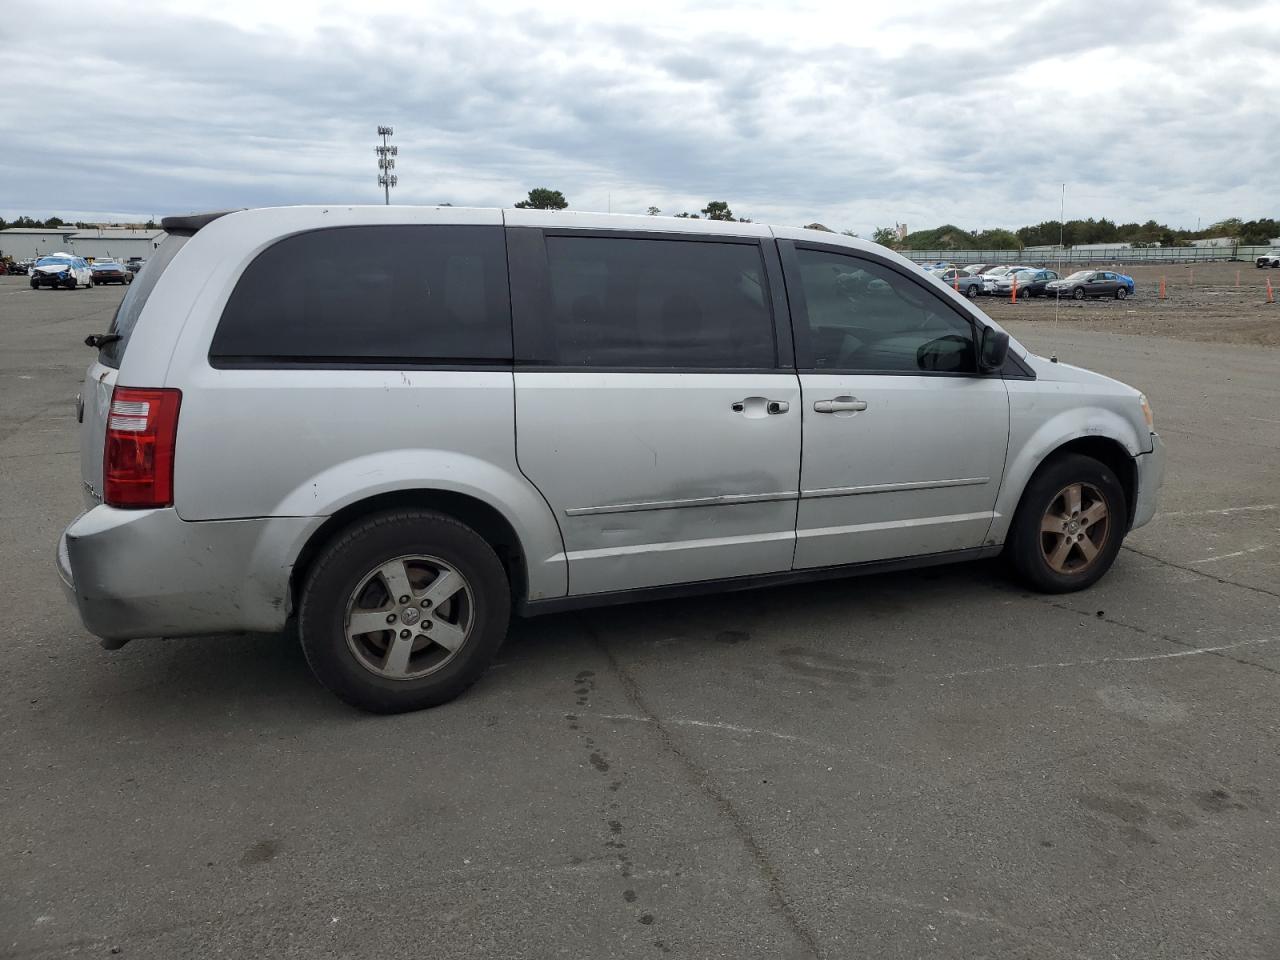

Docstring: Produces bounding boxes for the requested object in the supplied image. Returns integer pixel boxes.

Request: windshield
[37,256,73,266]
[98,234,189,369]
[93,260,120,268]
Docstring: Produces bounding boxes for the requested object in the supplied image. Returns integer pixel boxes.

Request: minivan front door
[508,226,801,596]
[779,240,1010,569]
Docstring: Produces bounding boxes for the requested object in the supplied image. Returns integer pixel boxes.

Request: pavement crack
[581,614,823,960]
[1036,596,1280,679]
[1122,544,1280,601]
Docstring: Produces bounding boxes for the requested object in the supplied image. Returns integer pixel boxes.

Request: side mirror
[978,327,1009,373]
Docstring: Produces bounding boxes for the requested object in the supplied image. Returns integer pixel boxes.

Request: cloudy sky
[1,0,1275,234]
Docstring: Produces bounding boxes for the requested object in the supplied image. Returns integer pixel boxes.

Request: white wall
[69,235,166,260]
[0,231,76,260]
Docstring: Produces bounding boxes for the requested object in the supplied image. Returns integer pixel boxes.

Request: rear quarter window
[99,234,189,369]
[208,225,511,366]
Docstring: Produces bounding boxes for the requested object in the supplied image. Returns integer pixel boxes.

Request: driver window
[795,249,976,373]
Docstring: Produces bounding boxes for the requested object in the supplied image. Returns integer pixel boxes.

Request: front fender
[989,405,1147,544]
[273,449,567,600]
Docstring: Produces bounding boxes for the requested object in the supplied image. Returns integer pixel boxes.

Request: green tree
[701,200,735,221]
[872,226,898,247]
[144,219,158,229]
[514,188,568,210]
[46,216,65,228]
[646,206,660,216]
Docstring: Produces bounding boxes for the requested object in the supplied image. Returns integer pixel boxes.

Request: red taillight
[103,387,181,508]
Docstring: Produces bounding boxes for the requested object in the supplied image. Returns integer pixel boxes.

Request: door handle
[732,397,790,417]
[814,396,869,414]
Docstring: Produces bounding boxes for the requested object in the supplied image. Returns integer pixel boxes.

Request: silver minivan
[58,206,1165,712]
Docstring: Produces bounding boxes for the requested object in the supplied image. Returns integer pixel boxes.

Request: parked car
[934,267,985,299]
[1256,251,1280,268]
[125,258,146,274]
[30,253,93,290]
[1045,270,1132,300]
[995,268,1059,297]
[982,265,1035,294]
[89,259,133,285]
[58,207,1164,713]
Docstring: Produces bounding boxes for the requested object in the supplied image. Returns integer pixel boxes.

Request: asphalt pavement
[2,276,1278,959]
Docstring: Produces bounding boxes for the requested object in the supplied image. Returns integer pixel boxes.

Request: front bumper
[1130,432,1166,530]
[57,506,323,644]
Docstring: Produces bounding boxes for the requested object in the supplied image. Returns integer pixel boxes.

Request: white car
[29,253,94,290]
[1256,251,1280,268]
[982,265,1035,294]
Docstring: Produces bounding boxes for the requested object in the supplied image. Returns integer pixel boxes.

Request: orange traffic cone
[1011,276,1018,303]
[1268,278,1275,304]
[1159,277,1166,299]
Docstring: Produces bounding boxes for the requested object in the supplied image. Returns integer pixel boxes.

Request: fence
[906,245,1277,266]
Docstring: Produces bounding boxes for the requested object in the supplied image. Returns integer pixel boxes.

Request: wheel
[1007,453,1126,593]
[30,279,38,289]
[966,284,980,300]
[65,278,77,290]
[1072,287,1085,300]
[1115,287,1127,300]
[298,510,511,713]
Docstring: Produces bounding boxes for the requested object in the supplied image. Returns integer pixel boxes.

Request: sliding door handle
[814,396,869,414]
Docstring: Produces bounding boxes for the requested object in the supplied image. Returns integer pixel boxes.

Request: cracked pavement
[2,279,1279,958]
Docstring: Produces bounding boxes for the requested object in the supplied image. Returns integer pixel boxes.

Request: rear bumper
[57,506,323,643]
[1130,432,1165,530]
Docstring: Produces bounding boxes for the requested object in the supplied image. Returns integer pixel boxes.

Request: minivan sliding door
[508,227,802,596]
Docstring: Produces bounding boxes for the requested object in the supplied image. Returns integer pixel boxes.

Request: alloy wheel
[344,554,474,680]
[1039,482,1110,575]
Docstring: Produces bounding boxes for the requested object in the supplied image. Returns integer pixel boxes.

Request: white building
[0,227,76,260]
[68,227,166,261]
[1189,236,1236,248]
[1,226,167,262]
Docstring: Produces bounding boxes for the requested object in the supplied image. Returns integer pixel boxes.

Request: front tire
[1007,453,1126,593]
[298,510,511,713]
[966,284,980,300]
[1115,287,1127,300]
[1072,287,1086,300]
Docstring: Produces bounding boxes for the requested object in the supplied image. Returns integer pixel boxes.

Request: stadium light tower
[375,126,398,204]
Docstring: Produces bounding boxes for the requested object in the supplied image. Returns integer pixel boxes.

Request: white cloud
[0,0,1274,233]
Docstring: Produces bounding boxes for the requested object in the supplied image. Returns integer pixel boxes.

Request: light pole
[375,126,398,204]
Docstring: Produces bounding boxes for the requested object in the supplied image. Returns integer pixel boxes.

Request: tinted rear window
[535,235,775,368]
[209,225,511,365]
[100,234,188,368]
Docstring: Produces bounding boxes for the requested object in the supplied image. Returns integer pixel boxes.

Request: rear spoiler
[159,210,243,236]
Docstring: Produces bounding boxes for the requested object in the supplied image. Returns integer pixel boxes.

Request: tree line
[1,215,160,230]
[878,217,1278,250]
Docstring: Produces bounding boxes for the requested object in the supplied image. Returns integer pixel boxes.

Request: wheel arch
[290,489,531,614]
[1006,435,1138,537]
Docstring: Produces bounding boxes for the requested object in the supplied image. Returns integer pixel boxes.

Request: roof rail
[159,210,243,235]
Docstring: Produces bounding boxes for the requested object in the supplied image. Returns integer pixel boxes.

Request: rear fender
[272,449,567,600]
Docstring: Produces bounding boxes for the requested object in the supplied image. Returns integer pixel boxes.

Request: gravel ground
[978,260,1280,346]
[3,276,1279,960]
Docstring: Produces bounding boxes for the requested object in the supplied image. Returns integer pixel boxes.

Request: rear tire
[1007,453,1126,593]
[298,510,511,713]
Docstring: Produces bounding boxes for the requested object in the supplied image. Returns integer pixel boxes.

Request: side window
[793,249,977,374]
[536,235,775,369]
[209,225,510,364]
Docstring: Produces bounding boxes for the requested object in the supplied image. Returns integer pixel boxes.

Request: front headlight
[1139,393,1154,431]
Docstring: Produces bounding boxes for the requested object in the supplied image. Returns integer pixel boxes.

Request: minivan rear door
[508,225,801,597]
[79,233,189,507]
